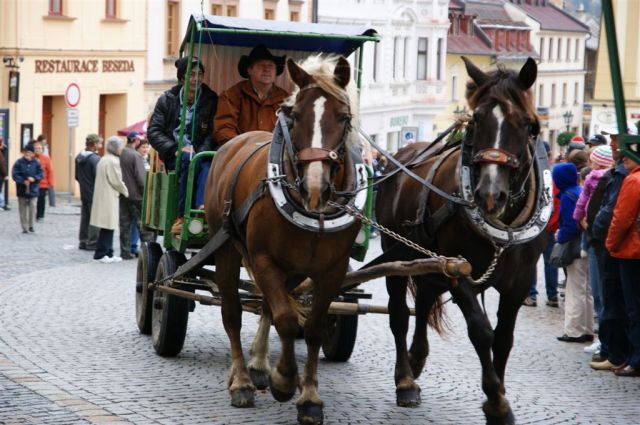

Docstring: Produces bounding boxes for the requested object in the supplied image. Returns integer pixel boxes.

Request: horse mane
[465,65,538,126]
[283,55,362,149]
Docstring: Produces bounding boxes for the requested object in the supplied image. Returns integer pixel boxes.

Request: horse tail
[427,295,450,336]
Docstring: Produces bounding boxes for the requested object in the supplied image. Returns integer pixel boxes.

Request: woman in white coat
[90,136,129,262]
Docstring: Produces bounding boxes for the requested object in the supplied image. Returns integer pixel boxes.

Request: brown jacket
[214,80,289,145]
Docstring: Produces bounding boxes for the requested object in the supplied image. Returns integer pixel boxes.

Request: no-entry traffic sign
[65,83,81,108]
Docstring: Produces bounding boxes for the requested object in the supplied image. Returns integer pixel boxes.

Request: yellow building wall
[433,54,492,137]
[0,0,147,196]
[593,0,640,104]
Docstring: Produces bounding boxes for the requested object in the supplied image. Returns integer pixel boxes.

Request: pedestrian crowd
[523,129,640,378]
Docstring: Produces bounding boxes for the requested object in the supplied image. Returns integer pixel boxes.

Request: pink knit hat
[590,145,614,168]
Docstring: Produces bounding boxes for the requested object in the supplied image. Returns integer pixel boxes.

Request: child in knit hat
[573,145,615,225]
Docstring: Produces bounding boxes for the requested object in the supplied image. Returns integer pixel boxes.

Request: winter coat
[148,84,218,168]
[552,162,582,244]
[214,80,289,145]
[90,153,128,230]
[547,183,560,234]
[573,168,606,222]
[12,157,43,199]
[119,145,146,201]
[592,162,628,243]
[586,169,612,247]
[36,153,55,189]
[75,150,101,203]
[0,149,7,181]
[606,166,640,259]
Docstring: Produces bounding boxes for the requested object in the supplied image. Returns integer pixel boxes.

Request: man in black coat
[75,134,102,250]
[147,56,218,235]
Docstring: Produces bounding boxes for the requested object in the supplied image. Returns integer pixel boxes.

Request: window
[226,5,237,16]
[417,37,428,80]
[211,3,222,15]
[551,83,556,106]
[548,37,553,61]
[403,37,409,79]
[538,84,544,106]
[166,1,180,57]
[49,0,63,15]
[539,37,545,61]
[290,11,299,21]
[453,17,460,36]
[556,38,562,61]
[452,75,458,101]
[437,38,443,80]
[574,82,580,105]
[566,38,571,61]
[105,0,117,18]
[372,42,379,82]
[562,82,567,106]
[574,38,580,61]
[393,37,402,80]
[264,8,275,19]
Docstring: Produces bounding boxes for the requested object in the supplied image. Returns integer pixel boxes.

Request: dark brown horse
[204,55,362,425]
[375,57,548,424]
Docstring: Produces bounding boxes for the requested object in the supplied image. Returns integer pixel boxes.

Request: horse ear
[287,58,313,88]
[518,57,537,90]
[333,57,351,88]
[462,56,488,87]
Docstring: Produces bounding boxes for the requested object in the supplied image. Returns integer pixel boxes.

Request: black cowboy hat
[237,45,286,79]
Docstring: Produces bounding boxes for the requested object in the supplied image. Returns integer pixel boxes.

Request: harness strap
[358,129,472,207]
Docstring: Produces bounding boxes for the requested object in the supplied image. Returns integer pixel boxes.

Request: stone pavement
[1,200,639,424]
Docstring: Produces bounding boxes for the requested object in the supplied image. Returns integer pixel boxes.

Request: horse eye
[340,114,351,123]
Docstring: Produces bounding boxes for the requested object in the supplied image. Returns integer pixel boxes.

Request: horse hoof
[485,408,515,425]
[230,388,255,408]
[297,401,324,425]
[396,387,421,407]
[269,375,296,402]
[249,368,270,390]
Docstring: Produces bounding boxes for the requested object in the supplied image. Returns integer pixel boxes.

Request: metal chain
[328,201,505,285]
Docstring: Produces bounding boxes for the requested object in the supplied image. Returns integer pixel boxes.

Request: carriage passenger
[147,57,218,235]
[213,45,290,146]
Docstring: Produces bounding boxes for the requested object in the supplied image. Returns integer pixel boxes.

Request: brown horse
[204,55,362,425]
[375,57,548,425]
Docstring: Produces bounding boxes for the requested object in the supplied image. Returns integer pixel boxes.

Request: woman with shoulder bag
[553,162,594,343]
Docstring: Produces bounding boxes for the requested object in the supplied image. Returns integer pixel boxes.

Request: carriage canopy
[182,14,379,56]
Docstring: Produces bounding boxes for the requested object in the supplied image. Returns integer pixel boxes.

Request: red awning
[117,120,147,136]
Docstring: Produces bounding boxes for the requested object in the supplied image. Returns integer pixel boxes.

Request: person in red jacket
[34,141,54,221]
[605,150,640,377]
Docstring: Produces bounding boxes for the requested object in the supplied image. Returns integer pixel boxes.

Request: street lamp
[454,105,468,120]
[562,110,574,132]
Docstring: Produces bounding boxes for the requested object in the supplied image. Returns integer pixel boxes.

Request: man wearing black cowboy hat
[214,44,290,145]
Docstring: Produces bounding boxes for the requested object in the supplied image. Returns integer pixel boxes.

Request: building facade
[0,0,146,196]
[434,0,537,133]
[591,0,640,136]
[505,0,589,154]
[319,0,450,152]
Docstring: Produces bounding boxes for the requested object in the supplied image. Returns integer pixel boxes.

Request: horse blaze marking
[307,97,327,192]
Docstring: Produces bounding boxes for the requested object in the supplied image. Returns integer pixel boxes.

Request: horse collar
[266,113,368,233]
[459,136,553,246]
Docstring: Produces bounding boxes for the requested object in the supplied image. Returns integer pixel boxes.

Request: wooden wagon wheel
[322,310,358,362]
[135,242,163,334]
[151,251,190,357]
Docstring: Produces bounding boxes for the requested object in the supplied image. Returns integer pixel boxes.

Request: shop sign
[35,59,135,73]
[66,108,79,128]
[536,107,549,127]
[8,71,19,102]
[583,104,592,123]
[389,115,408,128]
[630,113,640,119]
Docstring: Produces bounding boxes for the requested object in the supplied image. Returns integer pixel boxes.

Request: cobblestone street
[1,201,639,424]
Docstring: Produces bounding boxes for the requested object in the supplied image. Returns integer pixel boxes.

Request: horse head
[284,56,355,213]
[461,56,539,220]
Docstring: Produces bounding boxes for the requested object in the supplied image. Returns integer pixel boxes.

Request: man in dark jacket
[589,132,631,371]
[75,134,102,250]
[12,144,43,233]
[118,131,149,259]
[147,56,218,235]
